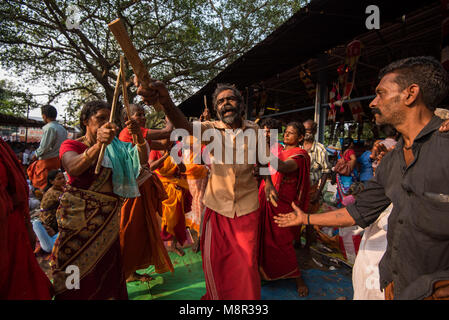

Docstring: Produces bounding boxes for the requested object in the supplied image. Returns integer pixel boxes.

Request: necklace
[81,135,94,147]
[404,144,413,150]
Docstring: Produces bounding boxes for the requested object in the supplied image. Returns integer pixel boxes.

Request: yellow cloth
[155,155,189,238]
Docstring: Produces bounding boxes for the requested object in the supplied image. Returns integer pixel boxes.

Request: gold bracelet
[83,148,91,161]
[136,140,147,147]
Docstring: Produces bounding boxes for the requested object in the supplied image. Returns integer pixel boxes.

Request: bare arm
[273,202,356,228]
[148,151,170,171]
[126,119,148,165]
[348,154,357,171]
[149,139,170,150]
[276,158,298,174]
[146,117,174,141]
[62,122,116,177]
[62,144,102,177]
[134,78,193,134]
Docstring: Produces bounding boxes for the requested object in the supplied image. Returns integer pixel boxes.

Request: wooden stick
[94,65,122,174]
[108,18,163,111]
[120,56,138,145]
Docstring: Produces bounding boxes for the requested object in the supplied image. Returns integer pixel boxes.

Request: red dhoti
[200,207,261,300]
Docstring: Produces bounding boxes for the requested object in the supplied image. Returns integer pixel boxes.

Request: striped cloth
[307,141,331,186]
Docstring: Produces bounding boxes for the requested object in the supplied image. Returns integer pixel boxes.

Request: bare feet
[192,237,200,253]
[126,272,154,283]
[295,276,309,297]
[168,241,185,257]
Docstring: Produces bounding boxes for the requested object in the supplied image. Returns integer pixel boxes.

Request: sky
[0,68,68,122]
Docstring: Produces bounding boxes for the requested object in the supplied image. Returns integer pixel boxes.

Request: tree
[0,0,307,124]
[0,79,38,116]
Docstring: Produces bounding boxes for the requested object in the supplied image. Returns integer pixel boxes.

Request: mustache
[371,108,382,115]
[220,104,239,115]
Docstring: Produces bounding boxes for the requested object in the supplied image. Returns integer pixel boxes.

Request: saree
[149,150,189,245]
[183,143,208,235]
[27,157,61,190]
[335,149,356,206]
[259,147,310,280]
[51,140,128,300]
[119,128,174,279]
[0,138,53,300]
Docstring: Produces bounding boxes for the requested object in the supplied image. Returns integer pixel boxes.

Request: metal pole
[315,54,328,143]
[25,104,29,144]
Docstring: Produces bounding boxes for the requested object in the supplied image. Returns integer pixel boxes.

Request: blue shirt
[357,151,373,182]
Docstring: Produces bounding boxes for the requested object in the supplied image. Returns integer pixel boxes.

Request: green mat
[127,248,206,300]
[126,244,354,300]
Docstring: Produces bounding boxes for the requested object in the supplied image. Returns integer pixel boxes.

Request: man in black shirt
[274,56,449,300]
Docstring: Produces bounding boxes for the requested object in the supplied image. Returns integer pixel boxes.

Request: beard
[372,95,404,126]
[217,103,242,125]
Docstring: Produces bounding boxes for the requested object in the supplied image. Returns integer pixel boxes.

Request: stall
[177,0,445,146]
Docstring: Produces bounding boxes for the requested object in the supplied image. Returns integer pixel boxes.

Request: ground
[37,237,353,300]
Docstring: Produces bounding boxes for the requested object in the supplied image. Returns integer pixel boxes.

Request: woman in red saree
[259,122,311,296]
[52,100,147,300]
[0,138,53,300]
[118,104,174,282]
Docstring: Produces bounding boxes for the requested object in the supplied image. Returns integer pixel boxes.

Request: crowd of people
[1,56,449,300]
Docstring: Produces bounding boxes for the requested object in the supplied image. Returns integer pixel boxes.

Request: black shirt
[347,116,449,299]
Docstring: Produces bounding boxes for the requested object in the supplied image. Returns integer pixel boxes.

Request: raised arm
[126,119,148,165]
[134,77,193,134]
[146,117,174,141]
[62,123,116,177]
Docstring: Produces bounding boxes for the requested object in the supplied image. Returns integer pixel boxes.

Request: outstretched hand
[273,202,306,227]
[439,119,449,132]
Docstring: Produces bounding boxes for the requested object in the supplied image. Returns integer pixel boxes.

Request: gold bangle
[136,140,147,147]
[83,148,91,161]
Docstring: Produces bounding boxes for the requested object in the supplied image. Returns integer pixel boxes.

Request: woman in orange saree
[259,122,311,297]
[118,104,174,282]
[149,144,190,257]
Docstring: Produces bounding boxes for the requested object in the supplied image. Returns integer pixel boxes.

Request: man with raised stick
[134,77,278,300]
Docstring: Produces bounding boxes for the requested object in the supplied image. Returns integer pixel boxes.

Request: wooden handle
[95,64,122,174]
[203,95,208,110]
[120,56,138,145]
[108,18,162,111]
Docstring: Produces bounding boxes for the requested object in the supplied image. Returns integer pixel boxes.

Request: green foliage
[145,107,166,129]
[0,79,38,116]
[0,0,308,123]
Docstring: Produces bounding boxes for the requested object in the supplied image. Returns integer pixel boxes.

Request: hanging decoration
[348,100,364,122]
[328,40,362,122]
[299,65,316,99]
